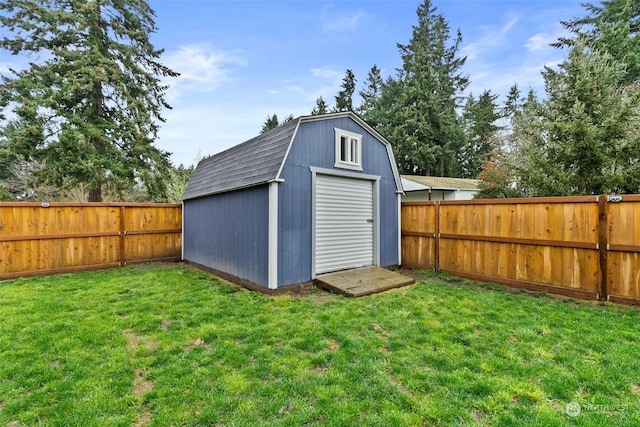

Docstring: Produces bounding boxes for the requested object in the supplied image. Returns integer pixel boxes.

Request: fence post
[434,201,440,272]
[598,195,608,301]
[119,206,126,267]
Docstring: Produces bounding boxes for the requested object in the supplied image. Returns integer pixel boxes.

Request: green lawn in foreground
[1,264,639,426]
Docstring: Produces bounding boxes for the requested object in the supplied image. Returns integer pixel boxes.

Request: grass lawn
[1,264,640,426]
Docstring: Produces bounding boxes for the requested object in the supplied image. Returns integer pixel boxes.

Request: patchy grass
[1,264,640,426]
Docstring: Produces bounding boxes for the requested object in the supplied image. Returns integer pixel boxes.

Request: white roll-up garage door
[315,174,374,274]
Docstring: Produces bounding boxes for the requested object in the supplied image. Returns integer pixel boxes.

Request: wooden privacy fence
[0,202,182,280]
[402,195,640,305]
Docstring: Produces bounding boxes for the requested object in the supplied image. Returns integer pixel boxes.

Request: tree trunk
[88,186,102,202]
[89,74,105,202]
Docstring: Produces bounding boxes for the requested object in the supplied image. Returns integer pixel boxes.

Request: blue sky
[1,0,588,167]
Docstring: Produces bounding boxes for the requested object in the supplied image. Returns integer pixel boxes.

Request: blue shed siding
[183,185,269,287]
[277,117,400,286]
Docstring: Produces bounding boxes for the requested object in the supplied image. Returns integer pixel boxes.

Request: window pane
[341,136,348,161]
[350,138,358,163]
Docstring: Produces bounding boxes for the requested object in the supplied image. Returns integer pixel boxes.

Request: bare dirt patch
[123,329,156,426]
[133,369,154,399]
[326,339,340,351]
[183,337,212,351]
[160,318,172,330]
[123,329,158,352]
[133,410,153,427]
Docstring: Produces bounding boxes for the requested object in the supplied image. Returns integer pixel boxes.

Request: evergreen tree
[503,84,523,118]
[459,90,502,178]
[311,96,329,115]
[0,130,15,200]
[261,114,279,133]
[516,44,640,196]
[334,69,357,112]
[554,0,640,83]
[0,0,178,201]
[364,76,406,157]
[165,163,195,203]
[358,64,383,118]
[393,0,469,176]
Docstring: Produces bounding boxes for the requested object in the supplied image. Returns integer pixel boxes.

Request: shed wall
[277,117,399,286]
[183,185,269,287]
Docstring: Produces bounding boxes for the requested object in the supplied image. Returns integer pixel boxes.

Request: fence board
[606,196,640,302]
[402,196,629,302]
[400,202,437,270]
[0,202,181,280]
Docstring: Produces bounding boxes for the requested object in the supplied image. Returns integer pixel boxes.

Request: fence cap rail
[403,196,602,206]
[0,202,181,208]
[439,196,599,205]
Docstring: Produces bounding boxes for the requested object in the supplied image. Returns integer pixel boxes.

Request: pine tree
[554,0,640,83]
[394,0,469,176]
[358,65,383,119]
[311,96,329,115]
[0,0,178,201]
[334,69,357,112]
[516,43,640,196]
[503,84,523,118]
[365,76,406,161]
[459,90,502,178]
[261,114,279,133]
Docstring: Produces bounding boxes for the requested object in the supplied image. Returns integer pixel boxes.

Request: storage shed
[182,111,404,291]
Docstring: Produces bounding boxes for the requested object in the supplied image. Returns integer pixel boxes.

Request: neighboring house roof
[401,175,480,191]
[183,111,403,200]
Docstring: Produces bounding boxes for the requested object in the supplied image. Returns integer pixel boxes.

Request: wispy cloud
[162,43,248,99]
[310,66,343,80]
[462,15,519,60]
[525,32,560,52]
[322,9,368,33]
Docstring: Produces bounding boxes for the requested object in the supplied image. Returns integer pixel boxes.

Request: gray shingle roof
[182,119,299,200]
[183,112,404,200]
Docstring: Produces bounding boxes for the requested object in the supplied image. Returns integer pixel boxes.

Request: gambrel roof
[183,112,403,200]
[182,119,297,200]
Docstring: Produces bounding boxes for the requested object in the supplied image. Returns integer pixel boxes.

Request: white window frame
[334,128,362,171]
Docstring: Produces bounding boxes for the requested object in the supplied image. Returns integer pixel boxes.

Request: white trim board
[268,181,279,289]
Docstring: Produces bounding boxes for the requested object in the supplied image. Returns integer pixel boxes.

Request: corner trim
[181,201,185,261]
[268,181,279,289]
[397,193,402,265]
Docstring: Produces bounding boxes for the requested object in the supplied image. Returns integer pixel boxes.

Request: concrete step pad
[316,266,415,297]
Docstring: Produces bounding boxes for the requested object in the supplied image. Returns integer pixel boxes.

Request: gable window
[334,128,362,171]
